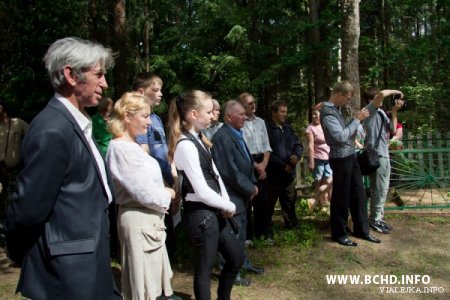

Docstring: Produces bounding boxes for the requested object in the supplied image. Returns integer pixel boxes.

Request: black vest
[178,132,221,212]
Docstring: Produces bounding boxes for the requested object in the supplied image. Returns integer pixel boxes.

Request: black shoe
[370,221,390,234]
[165,295,183,300]
[355,233,381,243]
[380,220,393,231]
[234,275,251,287]
[245,265,265,274]
[156,294,183,300]
[334,236,357,246]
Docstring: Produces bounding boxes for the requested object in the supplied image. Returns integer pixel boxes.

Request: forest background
[1,0,449,135]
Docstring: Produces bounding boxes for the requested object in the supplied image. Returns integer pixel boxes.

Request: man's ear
[63,65,77,87]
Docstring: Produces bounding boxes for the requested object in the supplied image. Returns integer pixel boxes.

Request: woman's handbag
[357,112,384,175]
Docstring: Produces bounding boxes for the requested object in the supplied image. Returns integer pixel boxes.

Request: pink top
[306,123,330,160]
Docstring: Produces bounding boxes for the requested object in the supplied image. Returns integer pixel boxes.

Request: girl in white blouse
[106,92,180,300]
[167,91,243,300]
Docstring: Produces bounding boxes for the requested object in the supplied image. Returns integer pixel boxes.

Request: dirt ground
[1,212,449,300]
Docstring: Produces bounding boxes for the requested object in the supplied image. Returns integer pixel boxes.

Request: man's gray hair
[223,100,243,116]
[43,37,115,89]
[212,99,220,108]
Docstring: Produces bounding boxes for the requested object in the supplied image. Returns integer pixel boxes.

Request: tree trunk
[309,0,329,103]
[89,0,98,40]
[380,0,389,88]
[113,0,128,99]
[144,0,151,72]
[341,0,360,117]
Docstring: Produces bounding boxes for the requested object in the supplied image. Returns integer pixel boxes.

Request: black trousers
[184,208,244,300]
[164,212,176,260]
[247,178,270,239]
[108,203,119,260]
[267,178,298,229]
[329,154,370,239]
[247,153,271,240]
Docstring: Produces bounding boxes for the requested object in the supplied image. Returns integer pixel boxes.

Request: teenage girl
[167,90,243,300]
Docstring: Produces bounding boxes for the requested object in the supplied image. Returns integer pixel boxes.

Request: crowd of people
[1,37,405,300]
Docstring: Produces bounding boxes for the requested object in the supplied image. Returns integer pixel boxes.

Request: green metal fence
[386,132,450,210]
[296,131,450,210]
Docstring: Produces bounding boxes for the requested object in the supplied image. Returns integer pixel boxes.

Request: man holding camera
[362,88,404,234]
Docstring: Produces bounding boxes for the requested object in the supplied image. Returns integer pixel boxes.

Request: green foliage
[0,0,97,120]
[273,221,321,249]
[296,198,311,218]
[360,0,450,132]
[396,84,442,133]
[224,25,250,50]
[0,0,449,133]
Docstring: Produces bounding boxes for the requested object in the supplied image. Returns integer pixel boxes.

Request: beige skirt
[118,205,174,300]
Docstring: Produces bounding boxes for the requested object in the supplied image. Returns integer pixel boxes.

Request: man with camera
[362,88,404,234]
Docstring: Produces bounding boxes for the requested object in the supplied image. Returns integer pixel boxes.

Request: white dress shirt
[173,131,235,213]
[55,93,113,203]
[242,115,272,155]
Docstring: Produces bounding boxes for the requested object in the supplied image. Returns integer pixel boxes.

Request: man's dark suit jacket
[211,124,256,215]
[5,98,120,299]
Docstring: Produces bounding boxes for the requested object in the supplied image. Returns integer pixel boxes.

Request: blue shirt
[136,113,173,185]
[225,124,251,161]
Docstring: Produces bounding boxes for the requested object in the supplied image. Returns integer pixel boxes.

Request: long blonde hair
[167,90,212,161]
[108,92,150,138]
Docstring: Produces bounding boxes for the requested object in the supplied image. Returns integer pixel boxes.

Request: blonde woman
[106,92,180,300]
[167,91,243,300]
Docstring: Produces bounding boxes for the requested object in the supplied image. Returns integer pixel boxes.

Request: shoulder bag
[357,111,384,175]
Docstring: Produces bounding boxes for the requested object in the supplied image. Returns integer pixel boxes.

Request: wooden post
[407,132,414,160]
[427,132,434,177]
[416,133,424,175]
[436,132,444,184]
[447,132,450,176]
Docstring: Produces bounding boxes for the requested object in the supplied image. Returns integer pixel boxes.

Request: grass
[1,207,449,299]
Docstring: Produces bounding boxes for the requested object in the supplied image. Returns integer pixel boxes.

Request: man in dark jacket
[212,100,263,286]
[5,37,121,299]
[266,100,303,231]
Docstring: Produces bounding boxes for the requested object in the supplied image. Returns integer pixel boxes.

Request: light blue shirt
[136,113,173,185]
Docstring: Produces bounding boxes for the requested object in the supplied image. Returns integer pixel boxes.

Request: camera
[392,94,410,111]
